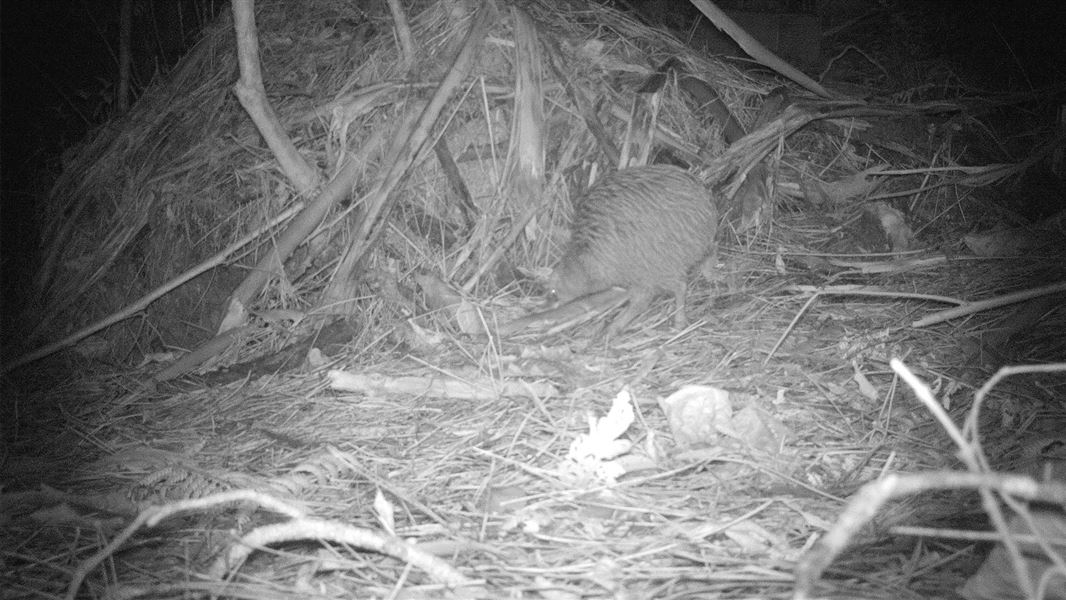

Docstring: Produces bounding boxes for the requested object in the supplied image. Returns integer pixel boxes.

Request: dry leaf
[659,385,733,448]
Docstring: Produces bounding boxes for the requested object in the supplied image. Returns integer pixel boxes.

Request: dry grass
[4,0,1066,599]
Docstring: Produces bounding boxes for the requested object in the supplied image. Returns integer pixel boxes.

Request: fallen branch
[793,359,1066,600]
[328,369,557,400]
[208,518,479,590]
[1,205,300,375]
[320,0,497,306]
[67,490,308,600]
[792,470,1066,600]
[689,0,837,99]
[67,489,481,600]
[912,281,1066,327]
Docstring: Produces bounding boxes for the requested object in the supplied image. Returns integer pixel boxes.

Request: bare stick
[893,358,1032,599]
[208,518,477,589]
[151,325,250,383]
[230,0,318,194]
[216,0,324,333]
[792,471,1066,600]
[912,281,1066,327]
[764,292,818,366]
[217,126,388,334]
[789,284,963,305]
[322,0,497,304]
[328,368,557,401]
[688,0,836,99]
[792,360,1066,599]
[506,5,545,192]
[1,206,300,374]
[67,490,308,600]
[386,0,414,72]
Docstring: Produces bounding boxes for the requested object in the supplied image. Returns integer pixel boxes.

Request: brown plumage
[547,164,719,334]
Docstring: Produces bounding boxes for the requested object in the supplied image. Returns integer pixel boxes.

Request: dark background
[1,0,224,325]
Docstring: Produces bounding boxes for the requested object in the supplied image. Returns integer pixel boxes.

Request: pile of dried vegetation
[3,0,1064,599]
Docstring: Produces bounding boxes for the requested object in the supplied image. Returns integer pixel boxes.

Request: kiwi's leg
[602,288,654,338]
[671,280,688,329]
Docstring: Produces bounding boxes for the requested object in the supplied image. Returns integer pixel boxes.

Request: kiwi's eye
[547,288,559,304]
